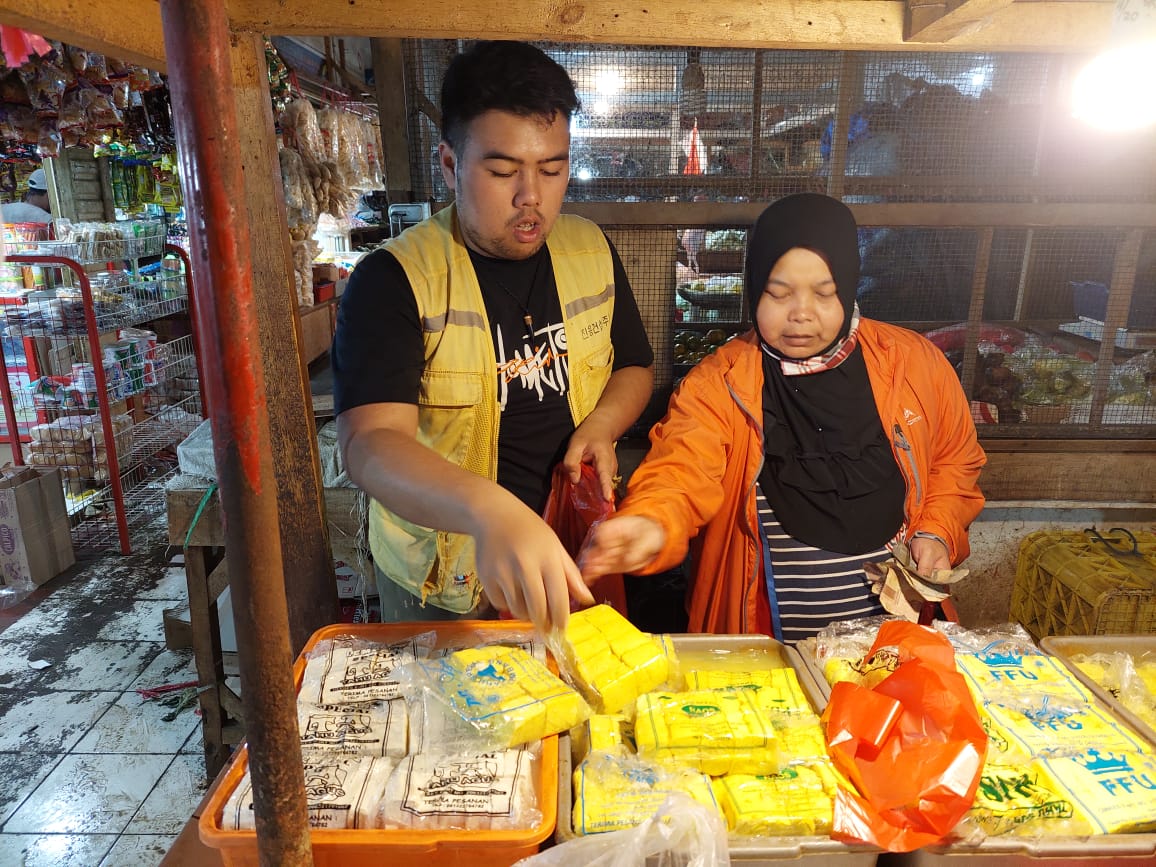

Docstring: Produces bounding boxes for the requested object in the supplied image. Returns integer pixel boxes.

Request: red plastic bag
[821,620,987,852]
[542,463,628,616]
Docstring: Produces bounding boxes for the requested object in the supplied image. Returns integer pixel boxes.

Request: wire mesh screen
[400,40,1156,438]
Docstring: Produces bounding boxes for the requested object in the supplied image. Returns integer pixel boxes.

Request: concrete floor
[0,510,207,866]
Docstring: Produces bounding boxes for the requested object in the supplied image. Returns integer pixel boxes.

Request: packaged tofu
[965,761,1078,837]
[299,633,432,705]
[401,645,590,751]
[634,688,779,776]
[979,699,1151,764]
[571,713,634,763]
[377,749,539,831]
[685,666,813,715]
[1034,748,1156,835]
[712,761,840,836]
[549,604,670,714]
[296,698,408,758]
[957,650,1096,708]
[221,755,396,830]
[571,751,720,835]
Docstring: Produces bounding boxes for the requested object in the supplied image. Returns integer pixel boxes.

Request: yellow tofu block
[776,716,829,765]
[969,761,1081,837]
[649,633,684,690]
[636,689,778,774]
[822,656,894,689]
[980,700,1151,765]
[714,764,835,836]
[562,605,670,714]
[957,653,1096,706]
[1033,749,1156,835]
[572,754,719,835]
[440,645,589,747]
[686,669,774,691]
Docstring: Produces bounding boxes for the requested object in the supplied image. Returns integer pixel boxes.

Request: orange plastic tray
[199,621,559,867]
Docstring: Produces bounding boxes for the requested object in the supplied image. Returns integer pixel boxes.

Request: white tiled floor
[0,551,207,866]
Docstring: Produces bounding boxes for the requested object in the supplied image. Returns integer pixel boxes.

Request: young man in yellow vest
[334,41,654,632]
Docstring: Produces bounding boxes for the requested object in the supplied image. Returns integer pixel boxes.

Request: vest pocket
[574,344,613,377]
[417,371,484,466]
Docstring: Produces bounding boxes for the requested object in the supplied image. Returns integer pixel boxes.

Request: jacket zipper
[726,378,763,635]
[892,423,923,506]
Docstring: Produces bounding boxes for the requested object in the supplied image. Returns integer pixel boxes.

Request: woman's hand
[909,534,951,578]
[579,514,666,579]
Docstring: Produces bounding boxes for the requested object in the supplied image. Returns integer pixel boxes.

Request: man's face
[438,109,570,260]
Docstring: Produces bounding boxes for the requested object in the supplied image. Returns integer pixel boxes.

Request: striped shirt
[756,486,891,644]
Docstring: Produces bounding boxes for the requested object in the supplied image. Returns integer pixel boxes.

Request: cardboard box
[0,466,75,590]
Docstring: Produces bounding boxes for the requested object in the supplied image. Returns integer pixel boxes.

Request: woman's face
[755,247,846,359]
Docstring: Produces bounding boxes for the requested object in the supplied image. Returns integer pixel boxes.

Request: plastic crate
[199,621,558,867]
[556,633,879,865]
[1010,529,1156,640]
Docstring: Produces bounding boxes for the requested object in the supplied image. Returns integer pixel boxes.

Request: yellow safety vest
[369,205,617,611]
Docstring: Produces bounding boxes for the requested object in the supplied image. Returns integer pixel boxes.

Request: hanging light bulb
[1072,0,1156,131]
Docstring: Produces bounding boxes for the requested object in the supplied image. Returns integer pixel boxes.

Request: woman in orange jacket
[582,194,985,640]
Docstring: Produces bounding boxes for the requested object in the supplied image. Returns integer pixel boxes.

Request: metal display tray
[794,632,1156,864]
[556,633,880,865]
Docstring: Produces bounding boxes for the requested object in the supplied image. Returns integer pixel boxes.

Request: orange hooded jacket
[617,320,986,635]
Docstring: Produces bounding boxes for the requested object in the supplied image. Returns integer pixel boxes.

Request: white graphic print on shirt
[495,321,569,409]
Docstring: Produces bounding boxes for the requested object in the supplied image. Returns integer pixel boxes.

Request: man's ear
[438,141,457,190]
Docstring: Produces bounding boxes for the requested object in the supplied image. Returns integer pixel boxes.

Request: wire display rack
[0,224,205,554]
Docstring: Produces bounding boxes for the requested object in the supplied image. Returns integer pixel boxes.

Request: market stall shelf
[0,221,204,554]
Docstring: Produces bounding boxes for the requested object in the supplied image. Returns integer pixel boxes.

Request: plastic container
[556,633,879,865]
[199,621,558,867]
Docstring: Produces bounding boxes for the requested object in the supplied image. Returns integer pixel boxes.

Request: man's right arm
[331,252,590,629]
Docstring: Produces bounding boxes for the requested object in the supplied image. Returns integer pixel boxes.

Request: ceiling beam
[907,0,1017,43]
[225,0,1114,51]
[0,0,166,71]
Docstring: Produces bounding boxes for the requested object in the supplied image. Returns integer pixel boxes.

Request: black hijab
[747,194,905,555]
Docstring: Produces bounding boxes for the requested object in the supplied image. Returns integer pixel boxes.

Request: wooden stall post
[158,1,313,863]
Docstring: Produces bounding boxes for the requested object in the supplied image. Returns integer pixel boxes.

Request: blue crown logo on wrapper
[1073,749,1134,776]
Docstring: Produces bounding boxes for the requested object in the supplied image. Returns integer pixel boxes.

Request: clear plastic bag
[516,792,729,867]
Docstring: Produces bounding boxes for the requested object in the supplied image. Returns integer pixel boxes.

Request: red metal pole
[157,2,313,865]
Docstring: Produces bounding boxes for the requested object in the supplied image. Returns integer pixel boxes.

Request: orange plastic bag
[542,463,628,616]
[821,620,987,852]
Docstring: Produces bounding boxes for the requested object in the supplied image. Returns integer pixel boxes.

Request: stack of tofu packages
[547,605,842,838]
[222,628,591,831]
[806,616,1156,840]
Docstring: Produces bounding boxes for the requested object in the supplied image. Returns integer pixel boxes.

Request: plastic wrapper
[546,603,669,715]
[712,761,842,836]
[1032,748,1156,834]
[297,698,408,758]
[546,463,628,614]
[570,753,721,836]
[570,713,633,763]
[524,792,727,866]
[280,98,326,162]
[221,755,396,830]
[960,759,1080,838]
[683,665,812,716]
[315,107,343,166]
[634,688,780,776]
[377,748,539,831]
[956,650,1095,710]
[1070,650,1156,732]
[1109,350,1156,406]
[428,625,548,665]
[1005,338,1094,407]
[650,633,684,690]
[821,620,987,852]
[298,632,434,706]
[400,645,590,752]
[978,698,1150,764]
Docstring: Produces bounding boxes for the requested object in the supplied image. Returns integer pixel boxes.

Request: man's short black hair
[440,41,579,151]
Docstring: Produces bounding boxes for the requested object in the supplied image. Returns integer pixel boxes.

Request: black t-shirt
[332,235,653,512]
